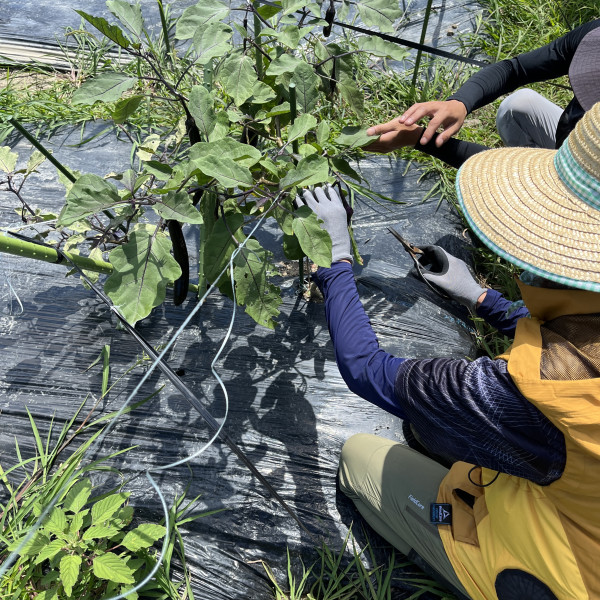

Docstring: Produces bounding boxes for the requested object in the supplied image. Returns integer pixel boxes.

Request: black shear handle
[387,229,451,300]
[416,245,448,275]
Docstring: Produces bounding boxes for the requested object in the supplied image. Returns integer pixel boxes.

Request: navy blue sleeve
[314,263,565,485]
[476,289,530,337]
[395,357,566,485]
[449,20,600,114]
[314,262,407,418]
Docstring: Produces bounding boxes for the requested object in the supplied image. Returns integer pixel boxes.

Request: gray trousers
[495,88,563,149]
[338,433,470,598]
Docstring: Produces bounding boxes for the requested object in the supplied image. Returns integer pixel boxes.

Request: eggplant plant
[4,0,408,328]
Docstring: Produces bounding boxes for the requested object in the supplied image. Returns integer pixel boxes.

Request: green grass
[264,528,457,600]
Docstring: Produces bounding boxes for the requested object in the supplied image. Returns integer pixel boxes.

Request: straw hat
[456,101,600,292]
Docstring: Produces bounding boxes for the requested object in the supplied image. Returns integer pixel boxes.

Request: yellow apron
[437,283,600,599]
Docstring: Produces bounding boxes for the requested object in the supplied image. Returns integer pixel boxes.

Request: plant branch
[247,38,272,64]
[5,176,37,220]
[313,50,362,68]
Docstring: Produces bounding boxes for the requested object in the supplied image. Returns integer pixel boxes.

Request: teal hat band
[554,138,600,211]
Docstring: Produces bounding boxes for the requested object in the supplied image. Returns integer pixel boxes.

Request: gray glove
[418,245,486,310]
[296,185,353,264]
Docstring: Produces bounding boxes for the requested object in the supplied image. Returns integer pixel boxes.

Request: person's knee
[496,89,542,139]
[496,89,541,146]
[498,89,541,118]
[339,433,372,474]
[338,433,380,497]
[496,88,561,148]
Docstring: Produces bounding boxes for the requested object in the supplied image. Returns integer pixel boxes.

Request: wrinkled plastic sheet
[0,123,475,598]
[0,0,483,69]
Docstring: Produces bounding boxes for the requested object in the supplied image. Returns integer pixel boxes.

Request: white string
[0,253,24,317]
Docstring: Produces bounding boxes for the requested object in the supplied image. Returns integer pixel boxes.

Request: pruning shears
[387,227,451,300]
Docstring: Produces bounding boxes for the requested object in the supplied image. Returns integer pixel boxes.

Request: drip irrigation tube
[252,0,489,67]
[333,19,487,67]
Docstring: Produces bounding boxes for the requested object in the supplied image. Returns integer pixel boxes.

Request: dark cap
[570,26,600,111]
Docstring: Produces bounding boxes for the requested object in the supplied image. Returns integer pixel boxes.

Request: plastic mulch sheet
[0,0,483,65]
[0,122,476,599]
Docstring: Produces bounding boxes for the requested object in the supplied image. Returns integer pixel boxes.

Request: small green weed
[3,478,166,599]
[264,527,457,600]
[0,390,213,599]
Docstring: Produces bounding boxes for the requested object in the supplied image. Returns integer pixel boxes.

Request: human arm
[449,20,600,115]
[298,187,407,414]
[313,261,563,485]
[476,288,530,337]
[386,20,600,148]
[305,188,562,484]
[314,262,407,417]
[397,28,572,147]
[365,120,490,167]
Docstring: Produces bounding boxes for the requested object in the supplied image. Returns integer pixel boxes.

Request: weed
[0,389,213,599]
[263,527,457,600]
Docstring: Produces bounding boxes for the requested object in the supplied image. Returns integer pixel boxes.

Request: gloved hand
[417,245,486,310]
[296,185,353,264]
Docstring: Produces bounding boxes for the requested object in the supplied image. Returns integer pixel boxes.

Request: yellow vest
[437,283,600,600]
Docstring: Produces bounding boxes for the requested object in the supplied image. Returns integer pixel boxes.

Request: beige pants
[338,433,469,598]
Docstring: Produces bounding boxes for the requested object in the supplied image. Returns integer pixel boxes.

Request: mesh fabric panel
[540,314,600,380]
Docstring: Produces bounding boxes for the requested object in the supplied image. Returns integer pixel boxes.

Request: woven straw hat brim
[456,147,600,291]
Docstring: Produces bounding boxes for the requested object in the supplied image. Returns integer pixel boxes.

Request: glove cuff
[331,241,353,265]
[460,280,486,310]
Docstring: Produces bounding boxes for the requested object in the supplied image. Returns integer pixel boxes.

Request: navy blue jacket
[314,262,566,485]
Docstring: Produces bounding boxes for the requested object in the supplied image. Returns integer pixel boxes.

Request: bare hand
[364,120,424,153]
[398,100,467,147]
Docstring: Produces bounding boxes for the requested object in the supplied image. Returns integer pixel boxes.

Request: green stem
[0,234,199,294]
[411,0,434,90]
[288,83,305,282]
[9,118,127,232]
[289,82,298,154]
[299,254,304,285]
[157,0,172,57]
[197,191,218,296]
[203,62,213,91]
[9,118,75,182]
[0,233,111,273]
[253,10,263,79]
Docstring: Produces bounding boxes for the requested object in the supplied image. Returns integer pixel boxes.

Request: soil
[275,260,324,302]
[0,69,72,91]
